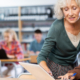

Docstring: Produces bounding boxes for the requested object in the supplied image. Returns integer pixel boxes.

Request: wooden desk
[0,58,31,62]
[0,78,36,80]
[0,78,60,80]
[18,73,60,80]
[24,54,38,63]
[0,58,31,78]
[24,53,38,63]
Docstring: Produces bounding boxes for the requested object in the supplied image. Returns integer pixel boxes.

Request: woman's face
[4,33,13,43]
[62,0,80,23]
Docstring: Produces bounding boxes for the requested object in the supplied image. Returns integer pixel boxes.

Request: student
[0,29,24,77]
[37,0,80,78]
[28,29,44,55]
[58,65,80,80]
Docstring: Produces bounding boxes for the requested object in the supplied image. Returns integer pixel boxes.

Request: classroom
[0,0,80,80]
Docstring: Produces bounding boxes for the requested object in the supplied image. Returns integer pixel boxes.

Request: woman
[37,0,80,79]
[0,29,24,77]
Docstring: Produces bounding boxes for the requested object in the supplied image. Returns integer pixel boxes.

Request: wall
[0,0,57,7]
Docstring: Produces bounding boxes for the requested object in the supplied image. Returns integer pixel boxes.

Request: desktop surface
[0,78,36,80]
[0,78,60,80]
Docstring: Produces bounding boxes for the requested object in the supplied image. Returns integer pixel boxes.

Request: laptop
[19,62,56,80]
[0,49,9,59]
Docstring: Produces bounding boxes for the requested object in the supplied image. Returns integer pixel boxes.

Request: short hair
[54,0,80,20]
[34,29,42,34]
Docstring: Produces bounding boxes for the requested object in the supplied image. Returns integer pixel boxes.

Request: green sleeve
[37,22,57,64]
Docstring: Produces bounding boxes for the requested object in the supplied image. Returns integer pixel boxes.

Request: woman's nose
[68,9,73,16]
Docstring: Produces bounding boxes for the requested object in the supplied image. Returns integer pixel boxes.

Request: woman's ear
[79,7,80,12]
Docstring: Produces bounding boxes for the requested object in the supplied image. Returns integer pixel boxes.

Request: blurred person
[28,29,44,55]
[37,0,80,79]
[0,29,24,77]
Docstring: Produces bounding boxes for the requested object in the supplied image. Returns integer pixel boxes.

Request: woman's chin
[67,18,80,24]
[68,20,78,24]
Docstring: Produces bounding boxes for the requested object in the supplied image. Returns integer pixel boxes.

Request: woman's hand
[58,73,75,80]
[45,68,53,76]
[7,55,17,59]
[40,61,52,76]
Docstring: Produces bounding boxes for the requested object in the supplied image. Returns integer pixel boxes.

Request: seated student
[0,29,24,77]
[28,29,44,55]
[58,65,80,80]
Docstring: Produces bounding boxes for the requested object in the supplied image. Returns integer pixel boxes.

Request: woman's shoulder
[12,40,20,45]
[51,19,64,33]
[52,19,63,29]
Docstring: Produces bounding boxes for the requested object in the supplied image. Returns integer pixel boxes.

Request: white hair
[54,0,80,19]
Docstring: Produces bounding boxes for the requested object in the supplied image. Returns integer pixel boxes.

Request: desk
[18,73,60,80]
[24,54,29,58]
[0,58,31,62]
[0,78,60,80]
[0,58,31,78]
[29,55,38,63]
[0,78,36,80]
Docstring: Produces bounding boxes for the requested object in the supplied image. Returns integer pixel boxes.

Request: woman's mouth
[69,17,75,21]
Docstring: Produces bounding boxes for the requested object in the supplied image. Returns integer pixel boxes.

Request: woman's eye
[73,7,77,10]
[64,8,68,11]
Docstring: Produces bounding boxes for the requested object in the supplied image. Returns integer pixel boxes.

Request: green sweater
[37,19,80,66]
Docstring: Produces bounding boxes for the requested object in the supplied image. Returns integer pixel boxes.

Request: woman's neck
[7,42,11,45]
[7,41,12,49]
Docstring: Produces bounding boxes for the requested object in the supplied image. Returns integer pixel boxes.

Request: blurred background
[0,0,57,54]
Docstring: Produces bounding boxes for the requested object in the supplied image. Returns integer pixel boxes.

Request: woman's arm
[37,22,56,63]
[37,21,57,75]
[40,61,52,76]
